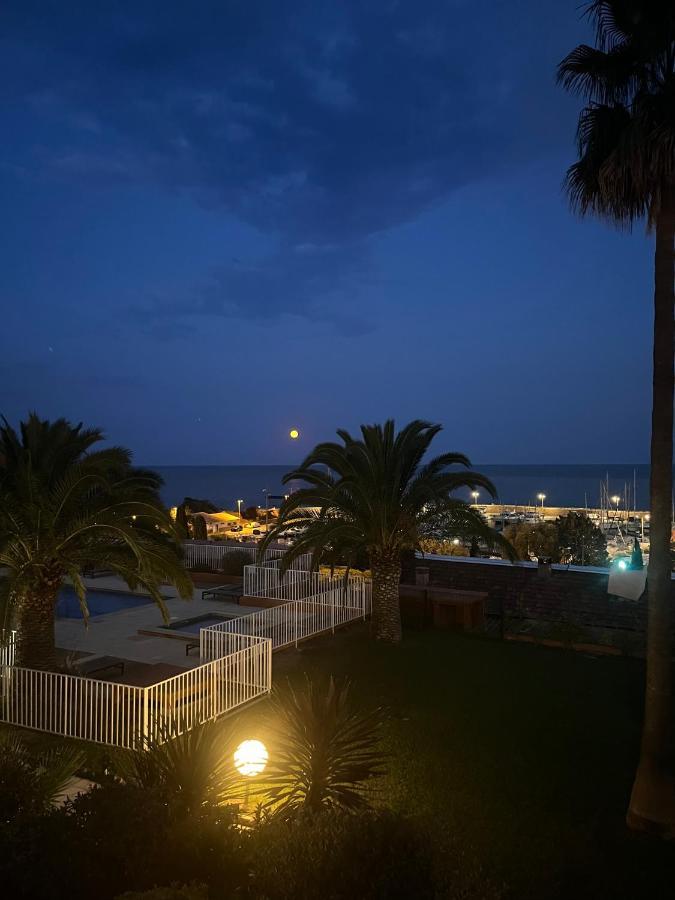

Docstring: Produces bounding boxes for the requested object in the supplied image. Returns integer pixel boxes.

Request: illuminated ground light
[234,739,268,777]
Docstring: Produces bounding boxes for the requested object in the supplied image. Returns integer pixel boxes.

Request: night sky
[0,1,654,465]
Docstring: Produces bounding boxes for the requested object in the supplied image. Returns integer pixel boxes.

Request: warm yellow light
[234,739,268,777]
[611,495,621,505]
[289,428,300,440]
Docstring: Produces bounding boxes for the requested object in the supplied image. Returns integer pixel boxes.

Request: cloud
[135,240,377,337]
[1,0,580,332]
[1,0,571,243]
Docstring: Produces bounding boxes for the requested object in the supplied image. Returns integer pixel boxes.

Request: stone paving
[55,576,261,671]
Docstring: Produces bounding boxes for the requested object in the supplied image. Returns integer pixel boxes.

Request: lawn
[236,623,675,899]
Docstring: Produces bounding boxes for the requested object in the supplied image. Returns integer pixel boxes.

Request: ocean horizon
[151,464,660,512]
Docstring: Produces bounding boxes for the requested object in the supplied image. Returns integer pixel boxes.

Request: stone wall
[401,555,655,632]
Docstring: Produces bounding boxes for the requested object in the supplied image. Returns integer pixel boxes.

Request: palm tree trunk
[370,552,402,643]
[15,584,60,671]
[627,198,675,834]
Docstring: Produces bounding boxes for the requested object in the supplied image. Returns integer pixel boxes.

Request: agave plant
[262,676,385,817]
[115,719,240,816]
[0,730,84,820]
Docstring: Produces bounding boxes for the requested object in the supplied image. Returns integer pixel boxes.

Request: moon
[289,428,300,440]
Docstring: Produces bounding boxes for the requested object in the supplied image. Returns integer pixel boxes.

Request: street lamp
[471,491,479,505]
[537,493,546,514]
[611,495,621,521]
[237,499,243,520]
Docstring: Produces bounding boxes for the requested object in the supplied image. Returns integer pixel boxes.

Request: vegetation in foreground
[2,627,674,898]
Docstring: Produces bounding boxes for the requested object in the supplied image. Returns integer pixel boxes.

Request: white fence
[0,633,271,750]
[201,597,366,657]
[0,553,369,749]
[243,564,371,606]
[182,541,312,573]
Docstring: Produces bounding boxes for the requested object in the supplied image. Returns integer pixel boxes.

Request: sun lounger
[201,585,242,602]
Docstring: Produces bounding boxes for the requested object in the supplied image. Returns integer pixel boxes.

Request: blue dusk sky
[0,1,654,465]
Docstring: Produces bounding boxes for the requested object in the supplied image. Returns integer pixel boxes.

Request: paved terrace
[55,576,263,681]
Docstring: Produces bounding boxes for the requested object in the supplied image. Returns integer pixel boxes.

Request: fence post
[294,601,299,648]
[142,686,149,749]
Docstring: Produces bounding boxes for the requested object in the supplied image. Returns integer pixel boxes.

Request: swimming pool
[57,587,154,619]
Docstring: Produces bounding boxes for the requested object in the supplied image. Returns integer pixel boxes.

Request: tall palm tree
[260,420,510,642]
[0,414,192,670]
[558,2,675,833]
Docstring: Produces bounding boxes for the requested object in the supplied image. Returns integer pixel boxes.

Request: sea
[151,464,657,512]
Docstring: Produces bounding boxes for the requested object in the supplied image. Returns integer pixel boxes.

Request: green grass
[236,623,675,899]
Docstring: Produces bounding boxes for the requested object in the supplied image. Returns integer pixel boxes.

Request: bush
[220,550,252,576]
[250,809,434,899]
[3,782,248,900]
[116,885,208,900]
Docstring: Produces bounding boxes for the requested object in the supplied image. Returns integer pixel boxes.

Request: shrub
[250,809,434,899]
[191,515,208,541]
[116,885,208,900]
[220,550,252,576]
[0,730,83,821]
[5,780,249,900]
[263,676,385,817]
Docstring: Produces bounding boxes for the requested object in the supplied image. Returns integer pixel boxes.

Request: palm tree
[260,420,510,642]
[558,2,675,833]
[0,414,192,670]
[263,676,385,817]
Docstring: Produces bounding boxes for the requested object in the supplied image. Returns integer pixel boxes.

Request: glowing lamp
[234,739,268,777]
[617,560,627,571]
[289,429,300,440]
[452,538,460,546]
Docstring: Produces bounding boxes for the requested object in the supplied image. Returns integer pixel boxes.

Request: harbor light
[234,739,268,777]
[289,428,300,440]
[611,495,621,506]
[537,493,546,511]
[471,491,479,503]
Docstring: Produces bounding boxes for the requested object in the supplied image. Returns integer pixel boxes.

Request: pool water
[57,587,154,619]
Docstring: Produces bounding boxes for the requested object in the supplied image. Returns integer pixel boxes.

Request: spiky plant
[260,420,510,642]
[0,731,84,820]
[558,1,675,834]
[0,413,193,669]
[116,719,239,816]
[262,676,385,817]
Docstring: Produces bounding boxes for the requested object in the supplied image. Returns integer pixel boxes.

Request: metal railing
[0,632,271,750]
[0,555,369,749]
[182,541,312,573]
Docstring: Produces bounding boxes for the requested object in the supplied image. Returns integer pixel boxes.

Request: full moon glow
[289,428,300,439]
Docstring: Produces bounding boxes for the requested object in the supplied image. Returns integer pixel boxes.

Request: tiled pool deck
[55,577,262,672]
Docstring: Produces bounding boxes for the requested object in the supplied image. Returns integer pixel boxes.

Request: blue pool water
[57,587,154,619]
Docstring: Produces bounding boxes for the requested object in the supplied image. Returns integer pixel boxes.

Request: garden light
[234,739,268,777]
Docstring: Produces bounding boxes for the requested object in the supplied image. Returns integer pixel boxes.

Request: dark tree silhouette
[559,1,675,833]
